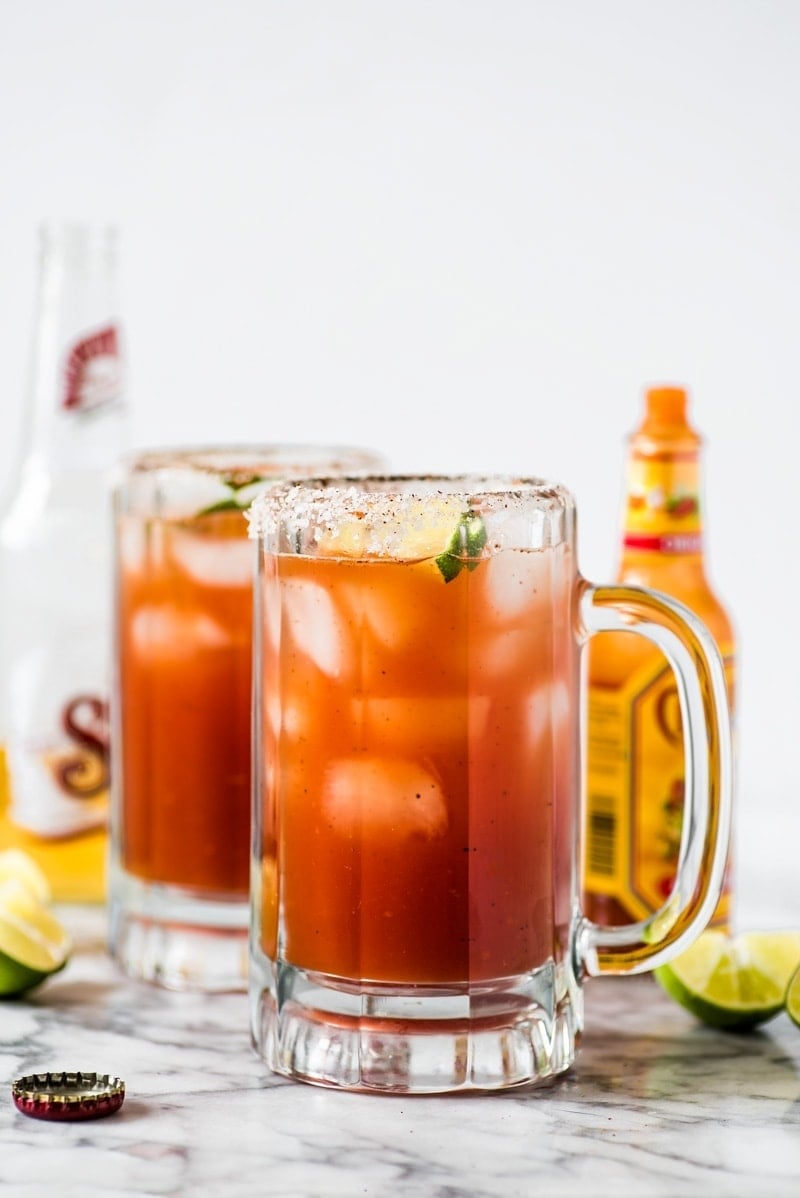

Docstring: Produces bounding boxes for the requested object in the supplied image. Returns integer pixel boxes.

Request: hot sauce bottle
[583,384,736,930]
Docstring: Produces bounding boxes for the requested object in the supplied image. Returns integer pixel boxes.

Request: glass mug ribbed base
[109,444,384,992]
[248,475,731,1092]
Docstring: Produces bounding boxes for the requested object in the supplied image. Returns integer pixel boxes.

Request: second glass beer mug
[109,444,383,991]
[248,475,732,1093]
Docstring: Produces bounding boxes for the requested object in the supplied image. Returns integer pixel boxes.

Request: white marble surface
[3,884,800,1198]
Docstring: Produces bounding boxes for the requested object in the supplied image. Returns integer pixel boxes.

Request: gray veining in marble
[3,860,800,1198]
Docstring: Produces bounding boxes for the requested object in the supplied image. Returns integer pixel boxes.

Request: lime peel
[0,949,68,997]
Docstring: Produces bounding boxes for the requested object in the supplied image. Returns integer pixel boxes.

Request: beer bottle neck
[20,224,127,477]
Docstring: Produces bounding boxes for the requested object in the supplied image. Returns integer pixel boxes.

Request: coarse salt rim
[125,444,383,487]
[120,446,386,520]
[246,475,572,553]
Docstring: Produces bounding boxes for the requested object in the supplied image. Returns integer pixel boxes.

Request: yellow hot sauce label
[585,646,735,923]
[623,452,702,553]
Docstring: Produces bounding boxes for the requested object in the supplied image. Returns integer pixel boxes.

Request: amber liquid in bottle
[584,385,735,930]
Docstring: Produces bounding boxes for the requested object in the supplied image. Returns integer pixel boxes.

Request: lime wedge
[655,929,800,1030]
[435,513,488,582]
[0,849,51,904]
[197,476,267,517]
[316,498,476,565]
[0,879,71,997]
[786,964,800,1029]
[196,498,243,516]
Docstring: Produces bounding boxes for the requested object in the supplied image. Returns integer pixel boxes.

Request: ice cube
[117,516,147,573]
[130,605,230,658]
[263,692,309,741]
[483,506,549,553]
[552,678,571,725]
[338,580,417,652]
[263,690,282,739]
[168,526,254,588]
[481,549,549,623]
[322,756,448,839]
[283,580,351,678]
[258,558,281,652]
[477,628,520,677]
[525,680,573,747]
[130,467,233,519]
[525,687,551,746]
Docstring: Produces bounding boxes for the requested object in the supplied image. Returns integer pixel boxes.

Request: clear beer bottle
[0,223,127,900]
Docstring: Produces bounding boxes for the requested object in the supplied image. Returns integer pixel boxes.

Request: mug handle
[575,582,733,978]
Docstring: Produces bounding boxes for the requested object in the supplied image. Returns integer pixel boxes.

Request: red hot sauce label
[62,325,122,413]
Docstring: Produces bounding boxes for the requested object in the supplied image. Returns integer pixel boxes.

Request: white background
[1,1,798,923]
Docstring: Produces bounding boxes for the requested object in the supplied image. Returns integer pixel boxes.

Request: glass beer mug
[109,444,384,991]
[247,475,731,1093]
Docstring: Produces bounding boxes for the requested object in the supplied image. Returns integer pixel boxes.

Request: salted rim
[121,444,384,488]
[246,474,572,549]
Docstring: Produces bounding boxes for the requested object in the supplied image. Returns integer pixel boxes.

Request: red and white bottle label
[62,325,121,413]
[621,452,702,555]
[623,532,704,554]
[7,693,110,840]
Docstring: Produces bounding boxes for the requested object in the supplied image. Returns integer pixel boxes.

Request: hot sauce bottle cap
[636,383,701,450]
[11,1071,125,1122]
[645,385,687,424]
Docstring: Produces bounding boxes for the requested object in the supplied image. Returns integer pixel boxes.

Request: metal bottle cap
[12,1072,125,1121]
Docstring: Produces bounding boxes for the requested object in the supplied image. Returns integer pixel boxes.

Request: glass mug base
[249,952,582,1094]
[108,865,248,992]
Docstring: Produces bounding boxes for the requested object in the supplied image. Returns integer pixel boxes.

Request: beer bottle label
[5,656,110,841]
[62,325,122,413]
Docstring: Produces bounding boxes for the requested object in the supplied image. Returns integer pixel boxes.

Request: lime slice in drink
[0,849,51,904]
[655,929,800,1030]
[317,497,473,565]
[196,475,267,517]
[0,879,71,997]
[786,965,800,1029]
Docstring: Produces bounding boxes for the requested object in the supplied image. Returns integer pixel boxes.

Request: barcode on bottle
[587,797,617,876]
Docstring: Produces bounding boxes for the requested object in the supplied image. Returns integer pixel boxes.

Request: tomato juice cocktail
[258,543,578,984]
[110,445,384,992]
[117,506,253,895]
[253,482,579,988]
[249,475,732,1092]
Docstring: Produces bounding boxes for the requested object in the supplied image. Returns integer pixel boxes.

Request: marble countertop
[3,878,800,1198]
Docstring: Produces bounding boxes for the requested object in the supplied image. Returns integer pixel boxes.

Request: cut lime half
[0,879,71,997]
[655,929,800,1031]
